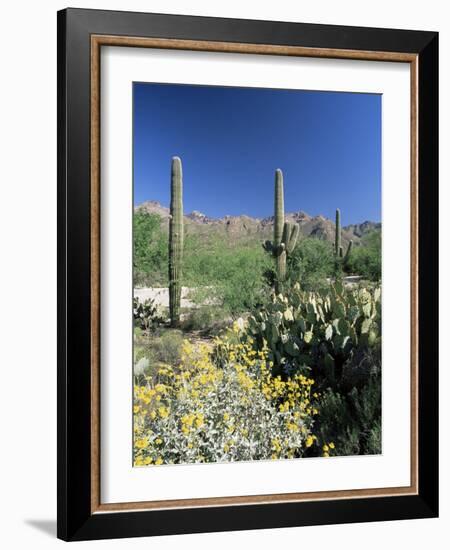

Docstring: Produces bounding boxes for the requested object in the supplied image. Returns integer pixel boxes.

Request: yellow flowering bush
[133,332,320,466]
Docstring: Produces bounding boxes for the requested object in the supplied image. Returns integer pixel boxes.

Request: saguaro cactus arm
[344,240,353,264]
[283,222,300,254]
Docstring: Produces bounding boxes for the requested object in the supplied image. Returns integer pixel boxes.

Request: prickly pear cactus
[263,169,300,291]
[169,156,184,326]
[247,281,381,379]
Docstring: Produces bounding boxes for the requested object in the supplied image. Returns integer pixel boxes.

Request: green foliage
[168,156,184,326]
[313,373,381,456]
[134,213,272,317]
[133,297,163,331]
[181,306,227,334]
[133,212,168,286]
[243,281,381,457]
[139,329,184,369]
[287,237,335,289]
[346,230,381,281]
[366,420,382,454]
[184,236,272,316]
[246,281,381,381]
[133,210,380,310]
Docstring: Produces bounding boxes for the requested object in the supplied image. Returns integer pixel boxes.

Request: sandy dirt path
[134,287,198,308]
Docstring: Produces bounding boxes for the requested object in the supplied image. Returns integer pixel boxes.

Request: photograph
[132,82,382,467]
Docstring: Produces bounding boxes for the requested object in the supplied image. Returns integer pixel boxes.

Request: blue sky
[133,83,381,225]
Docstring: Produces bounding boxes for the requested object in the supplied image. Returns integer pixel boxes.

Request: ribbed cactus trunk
[169,157,183,326]
[274,169,286,285]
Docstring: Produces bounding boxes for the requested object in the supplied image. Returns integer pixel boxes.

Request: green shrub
[311,388,361,456]
[312,372,381,456]
[366,420,382,454]
[181,306,228,334]
[287,237,335,289]
[141,329,184,370]
[133,212,168,286]
[183,236,272,315]
[345,230,381,281]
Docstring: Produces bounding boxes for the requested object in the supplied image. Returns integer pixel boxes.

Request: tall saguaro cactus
[334,208,353,275]
[273,169,286,282]
[169,156,184,326]
[263,169,300,291]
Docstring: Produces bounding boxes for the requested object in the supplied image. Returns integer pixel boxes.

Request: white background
[0,0,447,548]
[102,48,411,503]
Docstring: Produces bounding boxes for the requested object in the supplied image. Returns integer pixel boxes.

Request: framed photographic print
[57,8,438,541]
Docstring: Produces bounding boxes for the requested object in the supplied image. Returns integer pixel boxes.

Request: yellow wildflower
[195,413,205,428]
[158,406,169,418]
[135,438,149,449]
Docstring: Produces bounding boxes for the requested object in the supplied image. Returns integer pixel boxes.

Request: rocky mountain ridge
[136,200,380,245]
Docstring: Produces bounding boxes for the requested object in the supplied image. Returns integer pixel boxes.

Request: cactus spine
[169,156,184,326]
[334,208,352,274]
[263,169,300,291]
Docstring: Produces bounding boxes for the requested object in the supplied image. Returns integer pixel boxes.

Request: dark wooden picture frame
[57,8,438,541]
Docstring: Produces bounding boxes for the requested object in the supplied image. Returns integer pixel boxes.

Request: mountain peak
[136,201,170,218]
[187,210,211,223]
[343,220,381,238]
